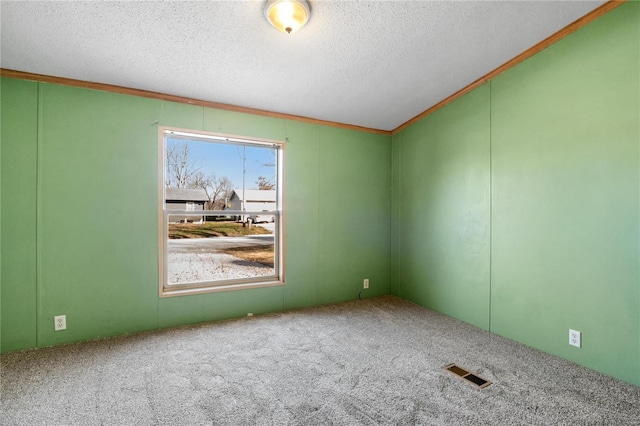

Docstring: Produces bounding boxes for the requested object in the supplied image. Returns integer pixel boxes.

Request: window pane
[161,130,282,292]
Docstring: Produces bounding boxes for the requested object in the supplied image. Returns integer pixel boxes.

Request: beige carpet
[1,295,639,425]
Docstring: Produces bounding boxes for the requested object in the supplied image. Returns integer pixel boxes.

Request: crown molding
[0,68,391,137]
[392,0,627,135]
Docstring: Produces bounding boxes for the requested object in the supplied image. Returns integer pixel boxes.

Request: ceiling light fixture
[264,0,310,34]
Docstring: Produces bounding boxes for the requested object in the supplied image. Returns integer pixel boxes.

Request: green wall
[394,84,491,330]
[2,0,638,389]
[1,79,391,351]
[1,79,39,350]
[394,2,640,386]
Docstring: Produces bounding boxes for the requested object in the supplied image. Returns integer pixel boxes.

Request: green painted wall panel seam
[637,0,640,386]
[394,132,402,296]
[0,79,2,349]
[314,128,321,304]
[36,82,43,347]
[488,79,493,332]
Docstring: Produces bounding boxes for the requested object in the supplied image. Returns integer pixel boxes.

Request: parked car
[247,213,275,223]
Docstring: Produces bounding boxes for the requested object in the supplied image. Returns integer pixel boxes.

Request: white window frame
[158,127,285,297]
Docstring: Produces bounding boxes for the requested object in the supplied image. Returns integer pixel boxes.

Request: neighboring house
[165,188,209,223]
[227,189,276,222]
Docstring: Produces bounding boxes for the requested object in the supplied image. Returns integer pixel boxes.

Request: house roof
[0,1,608,132]
[165,188,209,202]
[230,189,276,203]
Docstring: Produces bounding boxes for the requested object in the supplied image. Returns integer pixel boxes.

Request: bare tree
[166,142,234,211]
[253,148,277,190]
[165,143,200,188]
[256,176,275,190]
[194,172,234,210]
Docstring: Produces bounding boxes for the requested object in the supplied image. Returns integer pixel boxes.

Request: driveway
[256,222,275,233]
[167,235,275,284]
[168,235,274,254]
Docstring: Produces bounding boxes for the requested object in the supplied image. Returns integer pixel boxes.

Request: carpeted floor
[1,296,639,425]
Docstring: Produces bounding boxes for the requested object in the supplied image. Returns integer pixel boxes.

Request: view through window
[159,128,284,296]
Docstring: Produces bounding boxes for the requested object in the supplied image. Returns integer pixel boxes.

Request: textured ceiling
[0,0,607,131]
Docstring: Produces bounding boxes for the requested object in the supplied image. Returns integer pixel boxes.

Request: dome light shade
[264,0,310,34]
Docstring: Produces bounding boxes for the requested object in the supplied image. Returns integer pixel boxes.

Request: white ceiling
[0,0,607,132]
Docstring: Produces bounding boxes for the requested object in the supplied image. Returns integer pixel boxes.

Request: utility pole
[242,145,246,222]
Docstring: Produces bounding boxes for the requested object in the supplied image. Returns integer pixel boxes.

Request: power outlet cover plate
[363,279,369,289]
[569,329,581,348]
[54,315,66,331]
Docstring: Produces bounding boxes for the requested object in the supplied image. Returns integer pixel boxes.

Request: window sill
[159,279,285,298]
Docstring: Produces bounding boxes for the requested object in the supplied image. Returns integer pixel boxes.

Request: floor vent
[443,363,492,389]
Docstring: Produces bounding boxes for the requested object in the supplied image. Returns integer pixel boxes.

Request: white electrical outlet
[569,329,581,348]
[363,279,369,289]
[54,315,66,331]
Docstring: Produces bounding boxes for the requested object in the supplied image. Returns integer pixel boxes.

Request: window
[159,127,284,297]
